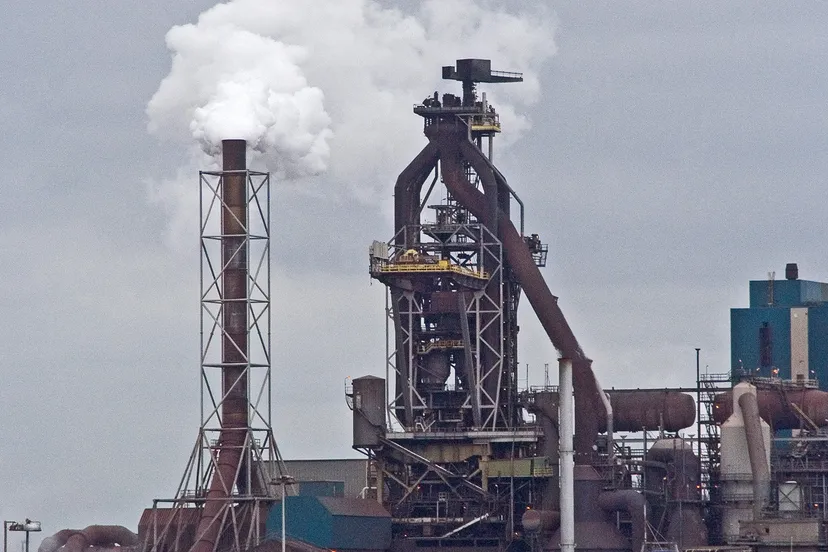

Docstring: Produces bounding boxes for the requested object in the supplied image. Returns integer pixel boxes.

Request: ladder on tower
[698,372,730,501]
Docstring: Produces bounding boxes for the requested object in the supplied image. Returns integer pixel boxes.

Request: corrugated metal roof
[317,497,390,518]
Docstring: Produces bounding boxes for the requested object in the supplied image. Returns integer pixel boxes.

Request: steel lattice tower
[143,140,287,552]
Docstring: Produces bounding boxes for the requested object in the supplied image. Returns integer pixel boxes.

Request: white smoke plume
[147,0,556,240]
[147,18,332,177]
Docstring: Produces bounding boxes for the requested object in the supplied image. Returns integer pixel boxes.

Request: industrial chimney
[785,263,799,280]
[141,139,288,552]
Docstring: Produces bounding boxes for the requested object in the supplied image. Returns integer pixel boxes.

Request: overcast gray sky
[1,0,827,541]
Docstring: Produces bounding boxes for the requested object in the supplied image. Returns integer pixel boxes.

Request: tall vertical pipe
[594,377,613,464]
[192,139,250,552]
[695,348,702,488]
[220,138,250,448]
[391,142,439,427]
[559,358,575,552]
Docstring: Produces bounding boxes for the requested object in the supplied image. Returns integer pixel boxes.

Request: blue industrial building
[731,264,828,387]
[267,495,391,551]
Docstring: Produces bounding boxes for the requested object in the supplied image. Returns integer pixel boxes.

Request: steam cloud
[148,17,332,177]
[147,0,556,240]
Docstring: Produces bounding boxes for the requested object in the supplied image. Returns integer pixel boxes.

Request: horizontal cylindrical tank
[713,387,828,429]
[606,390,695,432]
[353,375,386,448]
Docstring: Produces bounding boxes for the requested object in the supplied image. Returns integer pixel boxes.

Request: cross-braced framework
[143,166,287,552]
[198,169,274,446]
[373,218,505,431]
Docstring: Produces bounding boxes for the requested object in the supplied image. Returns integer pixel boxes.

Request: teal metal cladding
[732,278,828,388]
[266,496,391,551]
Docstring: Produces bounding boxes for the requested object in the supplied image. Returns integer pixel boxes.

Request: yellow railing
[376,263,489,280]
[417,339,465,354]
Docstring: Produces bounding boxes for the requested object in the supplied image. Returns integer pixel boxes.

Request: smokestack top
[222,139,247,171]
[785,263,799,281]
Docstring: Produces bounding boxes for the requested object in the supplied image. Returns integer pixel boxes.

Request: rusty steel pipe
[391,142,440,427]
[433,127,603,455]
[38,526,139,552]
[191,139,250,552]
[393,141,440,248]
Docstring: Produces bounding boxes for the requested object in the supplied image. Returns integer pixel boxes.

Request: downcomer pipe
[738,392,771,518]
[559,358,575,552]
[192,139,251,552]
[436,130,605,455]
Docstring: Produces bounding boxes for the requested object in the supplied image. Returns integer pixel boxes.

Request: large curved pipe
[38,526,139,552]
[393,141,440,245]
[492,168,523,235]
[739,392,771,518]
[436,128,603,455]
[597,490,647,552]
[390,141,440,427]
[713,387,828,429]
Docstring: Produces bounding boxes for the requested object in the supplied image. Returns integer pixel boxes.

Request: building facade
[731,264,828,386]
